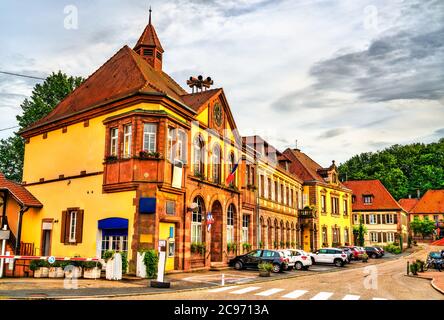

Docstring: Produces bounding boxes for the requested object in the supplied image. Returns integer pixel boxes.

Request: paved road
[103,248,443,300]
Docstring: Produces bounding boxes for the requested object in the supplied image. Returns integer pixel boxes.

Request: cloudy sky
[0,0,443,166]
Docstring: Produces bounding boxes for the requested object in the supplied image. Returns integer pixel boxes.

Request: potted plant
[64,260,83,279]
[409,261,418,275]
[83,261,103,279]
[48,261,65,278]
[259,241,264,249]
[416,259,425,273]
[242,243,252,253]
[105,155,118,163]
[143,249,159,279]
[30,260,50,278]
[258,262,273,277]
[361,253,369,263]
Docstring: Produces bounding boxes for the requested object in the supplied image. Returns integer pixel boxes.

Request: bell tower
[134,7,164,71]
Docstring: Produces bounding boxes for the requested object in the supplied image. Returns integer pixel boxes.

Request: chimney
[417,189,420,199]
[408,194,411,199]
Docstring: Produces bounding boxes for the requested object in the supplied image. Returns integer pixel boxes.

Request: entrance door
[210,201,223,262]
[41,230,51,256]
[159,222,175,271]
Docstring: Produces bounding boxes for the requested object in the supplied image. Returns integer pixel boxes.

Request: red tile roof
[342,180,402,211]
[398,198,420,213]
[134,22,164,52]
[23,45,191,132]
[181,88,222,112]
[0,173,43,208]
[410,190,444,214]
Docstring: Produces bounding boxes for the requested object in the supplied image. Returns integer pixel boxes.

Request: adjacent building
[401,190,444,240]
[343,180,408,246]
[282,148,353,252]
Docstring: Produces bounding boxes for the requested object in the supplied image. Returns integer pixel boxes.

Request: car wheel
[272,264,281,273]
[295,262,303,270]
[234,261,243,270]
[371,253,377,259]
[311,257,316,265]
[334,259,344,267]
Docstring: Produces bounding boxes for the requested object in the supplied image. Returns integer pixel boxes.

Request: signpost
[0,225,10,278]
[150,239,170,288]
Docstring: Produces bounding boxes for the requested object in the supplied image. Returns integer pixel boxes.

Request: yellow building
[283,148,353,252]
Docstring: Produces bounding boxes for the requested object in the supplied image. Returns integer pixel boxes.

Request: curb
[431,279,444,295]
[2,251,418,300]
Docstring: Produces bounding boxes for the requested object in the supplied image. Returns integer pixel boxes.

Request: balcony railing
[298,209,316,219]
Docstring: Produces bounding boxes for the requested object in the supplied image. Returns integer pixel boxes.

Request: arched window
[212,144,221,184]
[322,226,328,247]
[228,152,236,187]
[193,135,205,177]
[227,204,235,243]
[191,197,204,243]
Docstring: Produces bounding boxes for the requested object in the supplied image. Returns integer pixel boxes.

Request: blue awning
[140,197,156,214]
[103,228,128,237]
[98,218,128,230]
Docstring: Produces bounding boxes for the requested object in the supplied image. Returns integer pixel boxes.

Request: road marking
[230,286,261,294]
[282,290,308,299]
[208,286,237,293]
[255,288,285,297]
[373,297,388,300]
[310,292,333,300]
[342,294,360,300]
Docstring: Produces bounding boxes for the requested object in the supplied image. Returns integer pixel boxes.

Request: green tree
[0,71,83,182]
[353,217,367,246]
[410,217,437,238]
[339,138,444,200]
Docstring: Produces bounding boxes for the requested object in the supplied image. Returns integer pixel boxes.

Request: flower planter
[34,267,49,278]
[259,270,271,277]
[64,266,83,279]
[48,267,64,278]
[83,267,102,279]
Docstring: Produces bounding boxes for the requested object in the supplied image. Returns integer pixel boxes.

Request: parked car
[340,246,365,260]
[364,246,383,258]
[337,247,353,262]
[281,249,312,270]
[309,248,348,267]
[374,246,385,256]
[229,249,289,273]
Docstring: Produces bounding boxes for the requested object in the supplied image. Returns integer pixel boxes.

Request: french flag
[225,160,240,186]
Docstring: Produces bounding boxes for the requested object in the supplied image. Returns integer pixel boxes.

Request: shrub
[258,262,273,272]
[121,252,128,274]
[102,250,115,262]
[416,259,425,272]
[30,260,43,271]
[384,243,402,254]
[82,261,103,269]
[242,243,252,252]
[142,249,159,279]
[409,262,418,275]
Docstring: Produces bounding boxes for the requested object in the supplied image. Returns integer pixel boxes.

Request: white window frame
[123,124,132,158]
[353,214,359,224]
[242,215,249,243]
[101,235,128,258]
[369,214,377,224]
[191,198,203,244]
[69,211,77,243]
[370,232,378,242]
[321,195,326,212]
[177,129,187,162]
[227,205,235,243]
[386,214,394,224]
[143,123,157,153]
[343,199,348,215]
[387,232,395,243]
[110,128,118,156]
[363,195,373,204]
[167,127,176,160]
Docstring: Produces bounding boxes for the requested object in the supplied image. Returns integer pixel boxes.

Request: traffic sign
[48,256,56,264]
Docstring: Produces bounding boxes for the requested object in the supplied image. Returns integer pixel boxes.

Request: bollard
[407,261,409,275]
[221,274,225,286]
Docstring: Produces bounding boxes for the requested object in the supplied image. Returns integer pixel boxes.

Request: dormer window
[363,195,373,204]
[143,48,153,56]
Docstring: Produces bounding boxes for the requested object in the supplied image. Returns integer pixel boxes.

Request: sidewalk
[0,249,417,300]
[416,271,444,295]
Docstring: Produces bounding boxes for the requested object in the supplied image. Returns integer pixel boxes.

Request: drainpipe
[15,206,29,255]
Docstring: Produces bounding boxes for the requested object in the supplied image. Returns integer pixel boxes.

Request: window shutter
[76,210,84,244]
[383,232,387,243]
[382,214,386,224]
[377,214,381,224]
[61,211,68,243]
[365,214,370,224]
[393,214,398,224]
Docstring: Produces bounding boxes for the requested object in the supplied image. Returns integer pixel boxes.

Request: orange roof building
[408,190,444,240]
[343,180,409,247]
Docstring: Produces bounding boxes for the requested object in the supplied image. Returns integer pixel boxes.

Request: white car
[309,248,348,267]
[280,249,312,270]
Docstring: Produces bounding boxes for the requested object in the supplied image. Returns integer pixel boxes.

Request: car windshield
[430,252,441,259]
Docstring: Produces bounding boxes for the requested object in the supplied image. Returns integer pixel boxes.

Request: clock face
[213,103,223,127]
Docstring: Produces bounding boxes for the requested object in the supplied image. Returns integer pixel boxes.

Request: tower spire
[149,6,152,25]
